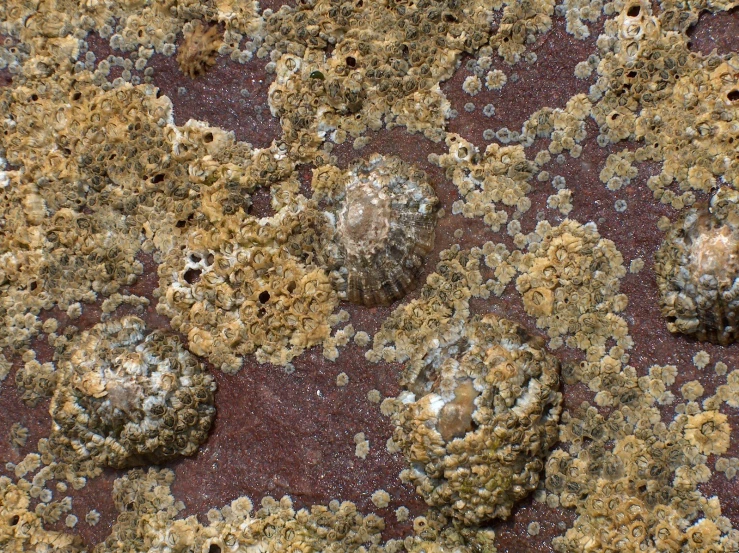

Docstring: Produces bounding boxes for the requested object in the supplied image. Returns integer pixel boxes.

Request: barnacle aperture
[654,187,739,345]
[324,154,439,307]
[391,314,562,524]
[49,316,216,468]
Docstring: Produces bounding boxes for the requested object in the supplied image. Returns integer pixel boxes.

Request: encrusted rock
[654,187,739,345]
[322,154,439,307]
[0,476,84,553]
[391,314,562,524]
[49,317,216,469]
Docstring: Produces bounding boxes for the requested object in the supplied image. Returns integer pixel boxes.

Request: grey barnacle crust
[654,187,739,345]
[392,314,562,525]
[324,153,439,307]
[49,316,216,469]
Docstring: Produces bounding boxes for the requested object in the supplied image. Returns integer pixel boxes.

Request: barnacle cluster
[49,316,216,469]
[546,367,739,553]
[515,219,629,352]
[655,187,739,345]
[1,0,738,549]
[156,188,340,369]
[390,314,562,524]
[95,467,497,553]
[368,245,489,368]
[0,476,83,553]
[265,0,556,157]
[437,96,590,236]
[320,154,439,307]
[590,0,739,208]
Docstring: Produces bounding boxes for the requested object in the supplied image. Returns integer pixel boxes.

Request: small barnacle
[323,154,439,307]
[370,489,390,509]
[485,69,507,90]
[49,317,216,468]
[552,175,566,190]
[680,380,704,401]
[353,331,370,347]
[367,389,382,403]
[9,423,29,448]
[684,410,730,455]
[693,350,710,369]
[462,75,482,96]
[0,353,10,383]
[85,509,101,526]
[654,188,739,345]
[65,514,78,528]
[354,432,370,459]
[629,258,645,273]
[177,20,223,79]
[574,60,593,79]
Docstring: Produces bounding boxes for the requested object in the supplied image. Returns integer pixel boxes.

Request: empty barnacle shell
[391,313,562,524]
[654,187,739,345]
[323,154,439,307]
[49,316,216,469]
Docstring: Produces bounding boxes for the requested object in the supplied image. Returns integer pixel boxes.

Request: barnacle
[9,423,28,448]
[49,317,216,469]
[391,314,562,524]
[322,154,439,307]
[654,187,739,345]
[177,20,223,79]
[684,410,731,456]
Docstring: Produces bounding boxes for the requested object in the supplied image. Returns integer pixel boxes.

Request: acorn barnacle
[391,314,562,524]
[323,154,439,307]
[654,187,739,345]
[177,20,222,79]
[49,316,216,468]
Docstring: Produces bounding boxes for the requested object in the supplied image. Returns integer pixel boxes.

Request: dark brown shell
[654,187,739,345]
[324,154,439,307]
